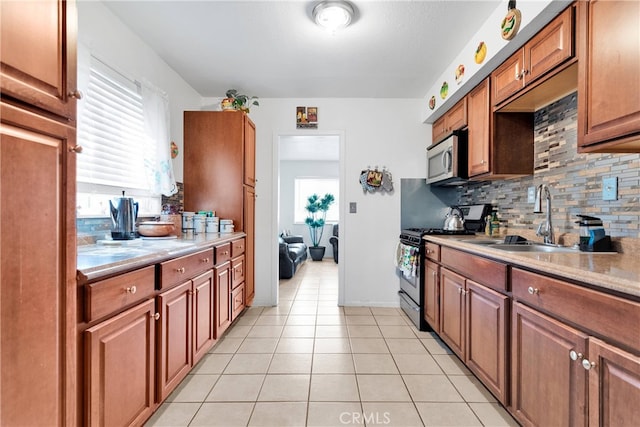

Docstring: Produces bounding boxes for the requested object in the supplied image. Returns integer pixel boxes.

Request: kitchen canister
[182,212,195,237]
[193,213,206,234]
[220,219,234,233]
[206,216,219,233]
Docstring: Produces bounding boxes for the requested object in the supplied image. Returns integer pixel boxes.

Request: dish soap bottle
[490,211,500,236]
[485,215,492,236]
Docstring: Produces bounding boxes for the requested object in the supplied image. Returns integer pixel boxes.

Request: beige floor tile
[312,353,355,374]
[248,402,308,427]
[347,325,383,338]
[253,315,288,326]
[258,374,310,401]
[191,353,232,374]
[385,338,428,354]
[392,354,443,375]
[469,402,519,426]
[165,374,219,402]
[357,375,411,402]
[375,315,410,326]
[315,325,348,338]
[370,307,402,316]
[236,337,279,353]
[316,305,344,315]
[315,315,346,325]
[432,354,472,375]
[234,315,259,326]
[143,402,200,426]
[415,402,482,426]
[448,374,497,402]
[206,374,265,402]
[224,325,252,338]
[210,337,243,354]
[268,353,312,374]
[421,338,453,355]
[307,402,364,426]
[309,374,360,401]
[402,374,464,402]
[344,307,373,315]
[361,402,425,427]
[281,324,316,338]
[275,337,315,353]
[314,337,351,353]
[345,315,377,325]
[260,305,291,316]
[379,325,419,338]
[224,353,272,374]
[244,306,264,316]
[189,402,255,427]
[413,329,439,339]
[350,338,389,353]
[246,325,284,338]
[353,354,399,374]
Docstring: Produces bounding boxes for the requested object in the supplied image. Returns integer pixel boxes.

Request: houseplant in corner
[304,193,335,261]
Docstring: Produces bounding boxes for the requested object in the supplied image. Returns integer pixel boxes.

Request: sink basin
[458,239,504,245]
[489,243,579,253]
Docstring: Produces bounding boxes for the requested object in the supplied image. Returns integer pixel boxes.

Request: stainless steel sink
[489,243,579,253]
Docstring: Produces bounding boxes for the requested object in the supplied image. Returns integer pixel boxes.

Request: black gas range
[399,228,476,246]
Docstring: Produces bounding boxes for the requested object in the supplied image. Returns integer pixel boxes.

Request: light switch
[349,202,357,213]
[602,177,617,201]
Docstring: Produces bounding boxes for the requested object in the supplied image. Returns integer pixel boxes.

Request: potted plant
[304,193,335,261]
[221,89,259,112]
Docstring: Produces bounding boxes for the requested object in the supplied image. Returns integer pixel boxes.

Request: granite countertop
[423,235,640,299]
[77,232,246,283]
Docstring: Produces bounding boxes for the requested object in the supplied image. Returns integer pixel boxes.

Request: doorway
[273,132,345,307]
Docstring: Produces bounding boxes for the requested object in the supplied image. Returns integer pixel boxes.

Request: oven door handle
[398,290,420,312]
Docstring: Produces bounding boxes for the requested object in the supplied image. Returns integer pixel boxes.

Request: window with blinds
[77,58,160,217]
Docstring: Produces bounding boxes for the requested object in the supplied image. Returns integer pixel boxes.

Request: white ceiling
[102,0,503,99]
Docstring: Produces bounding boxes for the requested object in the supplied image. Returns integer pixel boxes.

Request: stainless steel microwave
[426,131,468,186]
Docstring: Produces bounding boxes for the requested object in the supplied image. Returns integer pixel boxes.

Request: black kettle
[109,191,139,240]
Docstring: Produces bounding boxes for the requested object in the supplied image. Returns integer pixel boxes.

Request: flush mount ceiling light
[312,1,355,32]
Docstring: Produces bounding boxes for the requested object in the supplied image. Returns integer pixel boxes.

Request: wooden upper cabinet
[577,0,640,152]
[467,78,491,177]
[492,6,574,106]
[0,0,78,120]
[244,116,256,187]
[431,97,467,145]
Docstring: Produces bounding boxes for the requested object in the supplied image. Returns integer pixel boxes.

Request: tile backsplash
[460,92,639,242]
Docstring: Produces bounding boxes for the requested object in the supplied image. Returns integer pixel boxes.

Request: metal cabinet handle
[126,285,137,294]
[528,286,539,295]
[69,145,83,153]
[582,359,595,370]
[153,312,160,321]
[201,258,210,263]
[176,267,185,274]
[68,90,83,99]
[569,350,583,361]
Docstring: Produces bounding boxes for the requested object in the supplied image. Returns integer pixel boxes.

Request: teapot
[443,206,465,231]
[109,191,139,240]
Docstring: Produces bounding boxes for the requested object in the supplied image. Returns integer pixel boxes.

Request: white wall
[249,99,428,307]
[77,1,202,182]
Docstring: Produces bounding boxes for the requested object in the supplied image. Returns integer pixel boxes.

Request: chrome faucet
[534,184,555,245]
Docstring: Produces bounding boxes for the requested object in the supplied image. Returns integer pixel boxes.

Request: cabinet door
[231,283,246,321]
[588,337,640,426]
[511,302,588,427]
[439,268,465,358]
[0,0,77,120]
[467,78,491,177]
[85,299,156,427]
[244,115,256,187]
[1,102,76,426]
[192,270,216,366]
[577,0,640,151]
[525,6,573,84]
[446,97,468,133]
[465,280,508,404]
[244,186,256,305]
[214,261,232,338]
[157,281,192,402]
[231,254,246,289]
[492,51,525,105]
[423,260,440,333]
[432,115,447,145]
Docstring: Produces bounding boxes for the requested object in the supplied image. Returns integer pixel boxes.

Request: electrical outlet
[349,202,357,213]
[527,187,536,203]
[602,177,618,201]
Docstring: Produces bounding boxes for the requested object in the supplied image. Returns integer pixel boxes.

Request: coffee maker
[109,191,138,240]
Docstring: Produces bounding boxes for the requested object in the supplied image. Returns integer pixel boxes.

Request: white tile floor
[145,260,519,427]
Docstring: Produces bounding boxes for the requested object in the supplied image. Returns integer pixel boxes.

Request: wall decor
[501,0,521,40]
[170,141,179,159]
[439,81,449,99]
[455,64,465,85]
[428,96,436,110]
[296,106,318,129]
[359,166,394,193]
[474,41,487,64]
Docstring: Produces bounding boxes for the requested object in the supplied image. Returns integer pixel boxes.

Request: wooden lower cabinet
[439,268,466,357]
[511,302,588,427]
[84,299,156,427]
[215,261,232,338]
[192,270,216,364]
[588,337,640,426]
[423,259,440,332]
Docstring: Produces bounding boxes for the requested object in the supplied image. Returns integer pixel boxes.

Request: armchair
[329,224,338,263]
[279,235,308,279]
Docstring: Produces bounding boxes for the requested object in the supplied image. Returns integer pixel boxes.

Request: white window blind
[77,58,154,192]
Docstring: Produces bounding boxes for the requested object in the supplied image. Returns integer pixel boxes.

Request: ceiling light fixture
[312,1,354,32]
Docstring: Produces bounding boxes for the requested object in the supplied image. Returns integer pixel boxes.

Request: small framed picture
[296,106,318,129]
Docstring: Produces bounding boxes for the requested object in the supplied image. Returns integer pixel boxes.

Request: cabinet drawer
[512,268,640,352]
[231,283,245,320]
[231,255,245,289]
[231,238,246,257]
[160,248,214,290]
[441,247,507,292]
[85,266,156,322]
[214,243,232,265]
[424,242,440,262]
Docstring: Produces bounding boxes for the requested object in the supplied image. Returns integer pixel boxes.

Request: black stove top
[402,227,476,236]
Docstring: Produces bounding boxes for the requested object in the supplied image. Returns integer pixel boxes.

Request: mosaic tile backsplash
[459,92,639,240]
